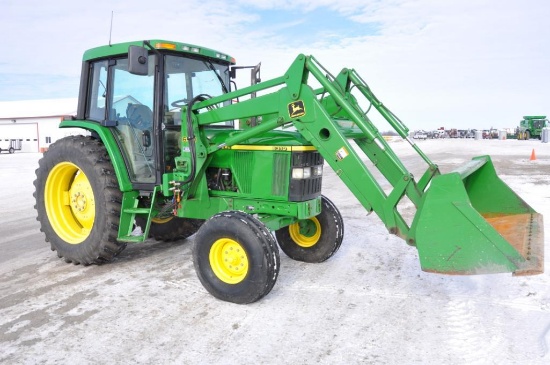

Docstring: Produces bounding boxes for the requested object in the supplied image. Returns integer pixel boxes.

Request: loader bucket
[413,156,543,275]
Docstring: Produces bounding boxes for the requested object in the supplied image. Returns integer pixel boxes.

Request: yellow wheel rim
[289,217,321,248]
[209,238,249,284]
[45,162,95,244]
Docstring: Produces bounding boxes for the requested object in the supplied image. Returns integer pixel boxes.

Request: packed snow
[0,138,549,364]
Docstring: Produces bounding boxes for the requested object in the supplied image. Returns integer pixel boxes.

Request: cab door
[85,55,159,185]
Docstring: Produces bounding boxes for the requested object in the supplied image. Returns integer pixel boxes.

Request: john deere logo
[288,100,306,118]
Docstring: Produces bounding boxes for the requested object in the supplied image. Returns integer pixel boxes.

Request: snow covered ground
[0,138,549,364]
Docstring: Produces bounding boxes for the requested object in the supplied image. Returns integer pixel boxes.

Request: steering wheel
[171,98,188,108]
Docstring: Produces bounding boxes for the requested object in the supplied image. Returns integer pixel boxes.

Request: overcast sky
[1,0,549,130]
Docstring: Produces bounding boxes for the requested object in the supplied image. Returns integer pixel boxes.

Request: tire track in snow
[444,298,491,365]
[542,324,550,361]
[440,278,548,364]
[441,276,515,365]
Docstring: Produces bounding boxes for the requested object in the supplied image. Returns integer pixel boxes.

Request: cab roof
[83,39,235,64]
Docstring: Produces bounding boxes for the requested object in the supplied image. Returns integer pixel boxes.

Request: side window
[86,60,108,121]
[110,56,157,184]
[111,58,155,119]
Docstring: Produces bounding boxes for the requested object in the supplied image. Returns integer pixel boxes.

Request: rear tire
[275,195,344,263]
[33,136,125,265]
[193,211,280,304]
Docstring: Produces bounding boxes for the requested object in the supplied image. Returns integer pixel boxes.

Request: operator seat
[126,103,153,130]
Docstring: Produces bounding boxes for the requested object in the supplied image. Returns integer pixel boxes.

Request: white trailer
[0,139,22,154]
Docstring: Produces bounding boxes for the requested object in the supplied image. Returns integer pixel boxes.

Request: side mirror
[251,63,261,85]
[128,46,149,75]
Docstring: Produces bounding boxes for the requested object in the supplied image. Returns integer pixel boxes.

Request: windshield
[164,55,230,116]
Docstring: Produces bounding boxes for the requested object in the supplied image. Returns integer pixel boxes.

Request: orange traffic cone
[530,149,536,161]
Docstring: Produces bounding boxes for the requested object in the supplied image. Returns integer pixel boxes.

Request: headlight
[312,165,323,176]
[292,167,311,179]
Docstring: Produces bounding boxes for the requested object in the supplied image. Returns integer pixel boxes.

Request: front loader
[34,40,544,304]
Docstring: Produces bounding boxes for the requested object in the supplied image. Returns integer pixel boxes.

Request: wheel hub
[68,172,95,225]
[71,192,88,212]
[209,238,249,284]
[289,217,322,248]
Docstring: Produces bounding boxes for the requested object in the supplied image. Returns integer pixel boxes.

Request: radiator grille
[272,153,290,197]
[234,151,253,194]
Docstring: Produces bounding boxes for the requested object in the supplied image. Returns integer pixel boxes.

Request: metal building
[0,98,84,153]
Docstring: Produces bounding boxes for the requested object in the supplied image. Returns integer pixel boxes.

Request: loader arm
[186,55,434,239]
[183,54,543,276]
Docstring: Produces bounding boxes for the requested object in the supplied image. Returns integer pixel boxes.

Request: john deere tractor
[34,40,543,304]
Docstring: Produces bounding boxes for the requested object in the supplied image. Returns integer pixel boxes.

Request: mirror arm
[143,40,162,57]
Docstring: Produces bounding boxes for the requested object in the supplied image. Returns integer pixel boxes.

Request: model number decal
[273,146,289,151]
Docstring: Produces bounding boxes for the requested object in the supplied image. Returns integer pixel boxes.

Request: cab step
[117,187,160,243]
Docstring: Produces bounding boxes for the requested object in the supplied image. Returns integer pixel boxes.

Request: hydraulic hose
[182,94,212,186]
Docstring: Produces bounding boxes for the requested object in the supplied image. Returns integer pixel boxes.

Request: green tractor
[34,40,543,304]
[517,115,548,140]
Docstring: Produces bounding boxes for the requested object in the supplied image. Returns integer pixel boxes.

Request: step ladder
[117,187,160,242]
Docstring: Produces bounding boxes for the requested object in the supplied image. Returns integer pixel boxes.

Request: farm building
[0,96,145,153]
[0,98,82,153]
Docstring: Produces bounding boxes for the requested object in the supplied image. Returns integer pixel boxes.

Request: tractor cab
[78,41,234,188]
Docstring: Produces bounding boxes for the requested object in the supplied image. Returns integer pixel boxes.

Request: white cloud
[0,0,548,129]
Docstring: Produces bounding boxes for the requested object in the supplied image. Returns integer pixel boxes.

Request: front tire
[33,136,125,265]
[193,211,280,304]
[275,195,344,263]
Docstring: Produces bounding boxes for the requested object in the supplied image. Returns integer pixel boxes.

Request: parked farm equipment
[0,139,22,154]
[518,116,548,140]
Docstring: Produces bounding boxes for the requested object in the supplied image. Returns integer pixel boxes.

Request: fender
[60,120,133,192]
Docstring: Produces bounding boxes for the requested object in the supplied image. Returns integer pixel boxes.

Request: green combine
[518,115,548,140]
[34,40,544,303]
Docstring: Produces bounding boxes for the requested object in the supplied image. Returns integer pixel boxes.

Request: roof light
[191,47,200,53]
[155,42,177,50]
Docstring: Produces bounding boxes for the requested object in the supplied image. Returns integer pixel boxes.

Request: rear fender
[60,120,133,191]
